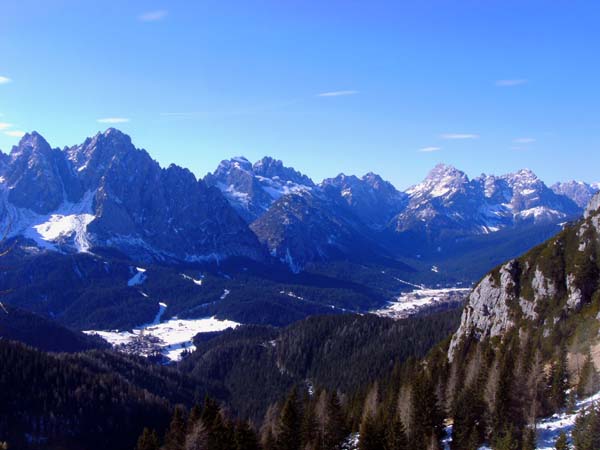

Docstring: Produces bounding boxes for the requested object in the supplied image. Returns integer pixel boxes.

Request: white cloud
[513,137,536,144]
[0,122,12,130]
[317,90,359,97]
[495,79,528,87]
[419,146,441,153]
[441,133,479,140]
[5,130,25,138]
[138,10,168,22]
[0,76,12,84]
[97,117,130,124]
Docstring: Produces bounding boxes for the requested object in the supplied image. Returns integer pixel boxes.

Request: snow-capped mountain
[392,164,581,240]
[0,129,264,262]
[551,180,600,208]
[204,156,314,222]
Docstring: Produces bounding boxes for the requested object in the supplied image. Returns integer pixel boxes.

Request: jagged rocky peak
[407,163,470,198]
[66,128,142,185]
[206,155,314,222]
[10,131,53,158]
[553,180,600,208]
[253,156,314,186]
[321,171,406,228]
[5,131,82,213]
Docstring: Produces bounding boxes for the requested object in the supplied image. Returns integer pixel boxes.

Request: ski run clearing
[85,314,239,362]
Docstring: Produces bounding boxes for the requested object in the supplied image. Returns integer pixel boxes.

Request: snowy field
[85,314,239,361]
[374,285,470,319]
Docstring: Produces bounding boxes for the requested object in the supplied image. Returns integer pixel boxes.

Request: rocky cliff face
[448,192,600,361]
[0,129,265,263]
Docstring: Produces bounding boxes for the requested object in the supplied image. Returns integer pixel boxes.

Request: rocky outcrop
[449,193,600,361]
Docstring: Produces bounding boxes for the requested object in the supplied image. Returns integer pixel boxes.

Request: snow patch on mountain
[127,267,147,287]
[181,273,203,286]
[2,189,97,252]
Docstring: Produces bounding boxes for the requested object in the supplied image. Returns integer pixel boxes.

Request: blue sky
[0,0,599,189]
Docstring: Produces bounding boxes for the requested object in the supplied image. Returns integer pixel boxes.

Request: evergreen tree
[184,421,209,450]
[301,398,318,447]
[135,428,159,450]
[384,415,408,450]
[572,404,600,450]
[188,404,202,431]
[208,411,235,450]
[314,391,346,450]
[555,431,569,450]
[409,370,445,449]
[451,383,486,450]
[164,406,187,450]
[522,428,537,450]
[358,414,384,450]
[277,388,302,450]
[234,421,260,450]
[200,397,220,427]
[548,347,569,413]
[577,353,599,399]
[492,426,520,450]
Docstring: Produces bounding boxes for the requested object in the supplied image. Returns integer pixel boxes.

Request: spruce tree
[577,353,599,398]
[572,404,600,450]
[409,370,444,449]
[384,415,408,450]
[492,426,520,450]
[359,414,384,450]
[164,406,187,450]
[554,431,569,450]
[522,427,537,450]
[208,411,235,450]
[548,347,569,412]
[451,384,486,450]
[234,421,260,450]
[184,421,209,450]
[135,428,159,450]
[277,388,302,450]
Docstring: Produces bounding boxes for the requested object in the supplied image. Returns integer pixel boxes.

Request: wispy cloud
[5,130,25,138]
[0,76,12,84]
[495,79,528,87]
[97,117,130,124]
[138,10,168,22]
[419,146,441,153]
[0,122,12,130]
[441,133,479,140]
[513,137,536,144]
[317,90,359,97]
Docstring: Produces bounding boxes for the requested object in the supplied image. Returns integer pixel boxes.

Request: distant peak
[12,131,52,155]
[505,168,540,184]
[426,163,466,180]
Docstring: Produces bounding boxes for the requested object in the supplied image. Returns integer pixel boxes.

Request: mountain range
[0,128,598,332]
